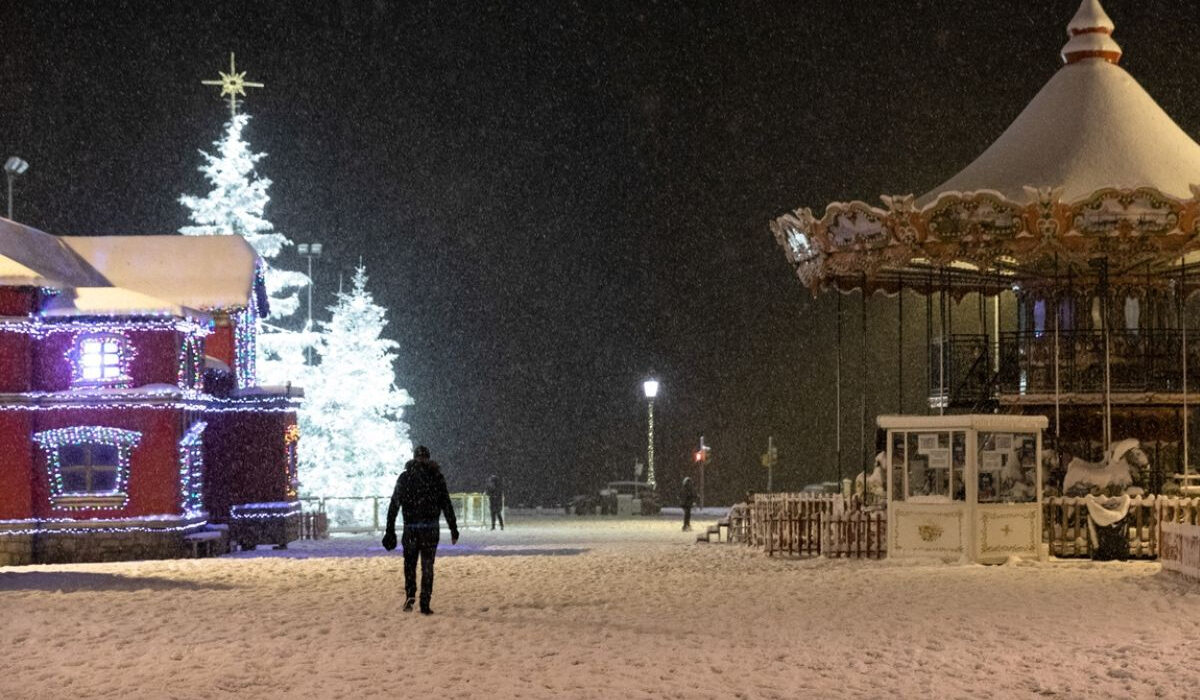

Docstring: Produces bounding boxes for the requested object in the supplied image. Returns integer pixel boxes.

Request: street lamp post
[5,157,30,220]
[642,378,659,488]
[296,242,323,363]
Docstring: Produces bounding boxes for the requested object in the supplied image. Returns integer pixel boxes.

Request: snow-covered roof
[876,414,1049,432]
[40,287,204,320]
[0,218,110,289]
[0,217,263,317]
[63,235,260,312]
[918,1,1200,205]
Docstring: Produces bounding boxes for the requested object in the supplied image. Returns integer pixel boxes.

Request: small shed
[878,414,1047,563]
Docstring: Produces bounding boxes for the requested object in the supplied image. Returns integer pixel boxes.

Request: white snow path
[3,514,1200,699]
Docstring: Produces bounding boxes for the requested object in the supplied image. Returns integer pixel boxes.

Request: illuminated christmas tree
[299,265,413,498]
[179,113,309,320]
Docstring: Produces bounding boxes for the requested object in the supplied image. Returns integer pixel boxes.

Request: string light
[284,424,300,499]
[33,426,142,510]
[179,422,207,513]
[233,263,266,388]
[0,317,211,338]
[229,501,301,518]
[0,514,207,537]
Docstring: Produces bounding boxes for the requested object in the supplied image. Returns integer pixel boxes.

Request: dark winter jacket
[486,475,503,501]
[681,478,695,509]
[385,458,459,535]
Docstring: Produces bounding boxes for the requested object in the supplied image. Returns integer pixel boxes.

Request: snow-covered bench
[184,530,224,558]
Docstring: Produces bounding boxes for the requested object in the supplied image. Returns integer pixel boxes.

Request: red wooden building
[0,218,300,564]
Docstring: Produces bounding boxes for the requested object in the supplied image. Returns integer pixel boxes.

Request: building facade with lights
[0,219,300,565]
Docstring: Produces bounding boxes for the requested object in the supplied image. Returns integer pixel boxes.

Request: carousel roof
[772,0,1200,295]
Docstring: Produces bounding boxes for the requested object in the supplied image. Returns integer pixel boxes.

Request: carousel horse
[1061,438,1149,497]
[852,452,886,504]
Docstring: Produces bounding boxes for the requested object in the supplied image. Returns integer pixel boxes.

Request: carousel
[772,1,1200,561]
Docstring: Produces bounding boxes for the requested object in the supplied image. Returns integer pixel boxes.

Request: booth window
[899,430,966,502]
[978,432,1038,504]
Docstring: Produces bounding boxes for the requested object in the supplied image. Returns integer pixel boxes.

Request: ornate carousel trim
[771,186,1200,296]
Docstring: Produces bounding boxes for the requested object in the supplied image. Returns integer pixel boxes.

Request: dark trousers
[490,500,504,529]
[402,525,440,605]
[683,506,692,530]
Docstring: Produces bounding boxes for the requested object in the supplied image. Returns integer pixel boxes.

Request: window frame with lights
[67,332,136,388]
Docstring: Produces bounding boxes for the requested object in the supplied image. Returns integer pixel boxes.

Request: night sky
[3,1,1199,505]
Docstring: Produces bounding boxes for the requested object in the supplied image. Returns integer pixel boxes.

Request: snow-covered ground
[3,511,1200,699]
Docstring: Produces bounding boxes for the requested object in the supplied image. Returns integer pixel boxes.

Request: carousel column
[1181,260,1189,483]
[926,275,933,415]
[836,291,843,486]
[1101,258,1112,448]
[898,288,904,413]
[860,279,868,494]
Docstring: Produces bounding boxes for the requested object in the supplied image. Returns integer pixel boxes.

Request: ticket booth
[878,415,1046,563]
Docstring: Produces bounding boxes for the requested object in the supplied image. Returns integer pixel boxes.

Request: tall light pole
[5,157,29,220]
[642,378,659,487]
[296,242,323,363]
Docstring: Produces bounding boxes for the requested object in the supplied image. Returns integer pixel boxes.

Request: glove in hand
[382,531,397,551]
[451,531,460,545]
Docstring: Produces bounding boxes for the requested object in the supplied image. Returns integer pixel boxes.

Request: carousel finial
[1061,0,1122,65]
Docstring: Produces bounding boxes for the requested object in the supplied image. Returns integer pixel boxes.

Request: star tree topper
[202,52,264,117]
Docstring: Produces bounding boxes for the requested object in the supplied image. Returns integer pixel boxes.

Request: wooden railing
[749,493,886,559]
[1160,521,1200,580]
[1043,495,1200,558]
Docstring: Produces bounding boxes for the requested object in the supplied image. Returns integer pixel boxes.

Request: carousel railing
[1042,495,1200,558]
[929,334,992,408]
[930,330,1200,404]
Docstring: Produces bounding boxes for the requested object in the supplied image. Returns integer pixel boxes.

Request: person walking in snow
[382,445,459,615]
[681,476,696,531]
[486,473,504,530]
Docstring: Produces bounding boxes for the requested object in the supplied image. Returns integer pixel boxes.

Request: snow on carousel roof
[63,235,262,312]
[919,55,1200,205]
[772,0,1200,295]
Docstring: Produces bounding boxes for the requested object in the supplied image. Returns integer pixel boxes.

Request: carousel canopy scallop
[772,0,1200,297]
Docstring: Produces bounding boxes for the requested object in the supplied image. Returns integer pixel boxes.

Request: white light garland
[179,422,208,512]
[33,426,143,510]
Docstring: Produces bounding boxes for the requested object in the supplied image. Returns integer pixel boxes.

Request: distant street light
[642,378,659,487]
[5,157,29,221]
[694,435,711,508]
[296,242,323,363]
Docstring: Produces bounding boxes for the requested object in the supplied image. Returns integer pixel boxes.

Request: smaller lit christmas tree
[299,265,413,498]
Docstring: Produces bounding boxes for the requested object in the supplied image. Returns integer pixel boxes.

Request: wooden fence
[1160,521,1200,580]
[748,493,886,559]
[1043,495,1200,559]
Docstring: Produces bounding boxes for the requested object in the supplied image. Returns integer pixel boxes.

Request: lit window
[69,333,133,386]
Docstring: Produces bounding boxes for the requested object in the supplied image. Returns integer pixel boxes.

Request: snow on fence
[299,493,493,538]
[1160,521,1200,580]
[1042,495,1200,559]
[749,493,886,559]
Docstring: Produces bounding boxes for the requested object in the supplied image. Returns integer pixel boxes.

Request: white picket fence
[1160,521,1200,580]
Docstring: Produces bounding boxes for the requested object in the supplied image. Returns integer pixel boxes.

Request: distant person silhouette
[486,473,504,530]
[383,445,459,615]
[681,476,696,531]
